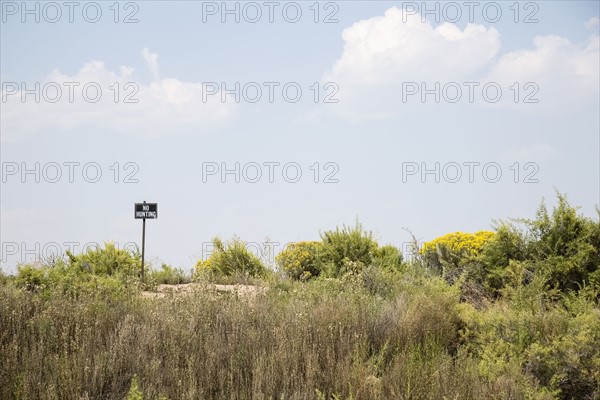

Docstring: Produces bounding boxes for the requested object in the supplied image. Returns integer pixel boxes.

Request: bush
[276,241,323,280]
[478,193,600,293]
[13,243,141,298]
[360,265,394,297]
[320,222,379,277]
[524,194,600,291]
[523,287,600,399]
[148,263,189,286]
[459,282,600,400]
[372,244,404,271]
[195,236,267,278]
[15,263,50,292]
[478,224,528,291]
[421,231,495,275]
[66,242,140,277]
[418,194,600,297]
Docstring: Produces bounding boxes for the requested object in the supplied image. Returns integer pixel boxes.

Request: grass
[1,268,569,400]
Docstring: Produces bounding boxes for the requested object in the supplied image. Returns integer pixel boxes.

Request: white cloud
[1,50,236,141]
[326,7,500,83]
[585,17,599,32]
[322,7,500,118]
[141,48,160,80]
[486,34,599,111]
[323,7,599,119]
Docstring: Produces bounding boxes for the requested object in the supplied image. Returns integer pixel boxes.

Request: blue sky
[1,1,599,271]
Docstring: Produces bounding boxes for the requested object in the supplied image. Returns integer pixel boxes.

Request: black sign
[135,203,158,219]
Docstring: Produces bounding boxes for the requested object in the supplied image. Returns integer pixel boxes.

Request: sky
[1,0,599,272]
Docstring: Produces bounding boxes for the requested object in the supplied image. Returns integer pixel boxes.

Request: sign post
[134,201,158,280]
[141,217,146,279]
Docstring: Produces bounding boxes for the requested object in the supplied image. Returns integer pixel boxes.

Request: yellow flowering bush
[195,257,213,272]
[421,231,495,274]
[275,241,323,280]
[422,231,495,257]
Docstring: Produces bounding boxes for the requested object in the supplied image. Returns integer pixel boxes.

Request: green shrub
[15,263,51,292]
[13,243,141,298]
[523,286,600,399]
[459,282,600,400]
[478,193,600,293]
[524,194,600,291]
[275,241,323,280]
[195,236,266,278]
[66,242,140,277]
[320,222,379,277]
[478,224,528,291]
[372,244,404,271]
[148,264,189,286]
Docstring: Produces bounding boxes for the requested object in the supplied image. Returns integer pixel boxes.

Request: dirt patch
[141,283,266,299]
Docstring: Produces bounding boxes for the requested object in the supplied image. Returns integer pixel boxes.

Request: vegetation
[372,244,404,271]
[147,263,190,287]
[12,242,141,299]
[1,193,598,400]
[195,236,268,280]
[319,222,379,277]
[420,230,495,273]
[275,241,324,280]
[275,225,404,281]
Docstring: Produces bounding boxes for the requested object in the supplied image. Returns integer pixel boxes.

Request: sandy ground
[140,283,266,299]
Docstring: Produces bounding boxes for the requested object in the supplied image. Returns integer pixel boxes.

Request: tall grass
[1,273,534,400]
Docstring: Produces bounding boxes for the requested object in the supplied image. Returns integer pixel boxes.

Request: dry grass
[0,278,537,400]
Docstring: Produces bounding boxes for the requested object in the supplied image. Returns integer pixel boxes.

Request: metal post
[141,202,146,280]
